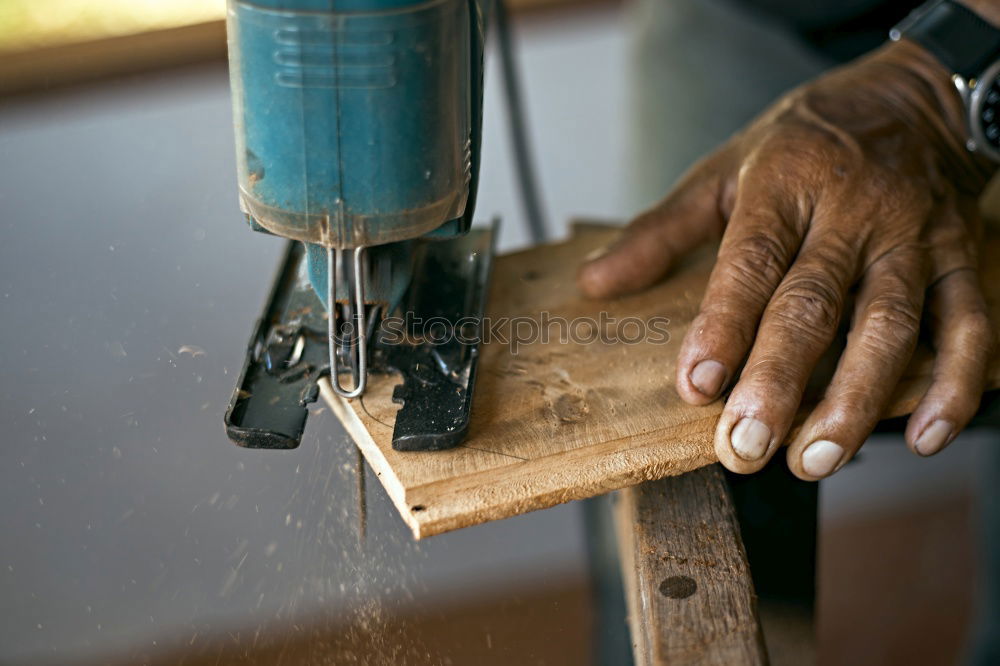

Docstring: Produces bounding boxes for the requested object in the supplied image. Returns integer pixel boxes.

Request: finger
[675,171,805,405]
[714,228,857,474]
[905,268,995,457]
[577,151,733,299]
[786,248,926,480]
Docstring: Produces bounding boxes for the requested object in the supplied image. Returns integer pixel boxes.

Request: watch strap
[892,0,1000,79]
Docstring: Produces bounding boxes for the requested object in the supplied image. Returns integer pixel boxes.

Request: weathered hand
[578,39,997,479]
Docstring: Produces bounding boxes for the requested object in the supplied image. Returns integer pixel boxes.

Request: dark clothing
[733,0,923,60]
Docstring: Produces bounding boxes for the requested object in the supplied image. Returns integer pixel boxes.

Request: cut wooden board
[324,222,1000,539]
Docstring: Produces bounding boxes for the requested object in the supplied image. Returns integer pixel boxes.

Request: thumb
[577,154,730,299]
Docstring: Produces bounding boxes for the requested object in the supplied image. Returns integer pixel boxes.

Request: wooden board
[616,460,818,666]
[325,222,1000,539]
[614,466,767,666]
[0,0,620,96]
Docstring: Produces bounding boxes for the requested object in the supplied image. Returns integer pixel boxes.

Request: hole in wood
[659,575,697,599]
[411,505,426,512]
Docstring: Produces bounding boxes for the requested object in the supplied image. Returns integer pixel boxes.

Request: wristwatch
[892,0,1000,162]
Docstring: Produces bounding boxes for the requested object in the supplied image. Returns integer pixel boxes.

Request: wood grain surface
[325,222,1000,539]
[614,466,767,666]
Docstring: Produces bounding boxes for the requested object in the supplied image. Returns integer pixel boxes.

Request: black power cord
[494,0,549,245]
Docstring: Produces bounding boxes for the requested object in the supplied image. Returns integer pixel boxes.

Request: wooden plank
[0,0,620,96]
[619,454,817,666]
[326,223,1000,539]
[614,466,767,665]
[324,224,718,538]
[0,21,227,97]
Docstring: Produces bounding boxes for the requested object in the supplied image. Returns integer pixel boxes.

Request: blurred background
[0,0,991,664]
[0,0,223,50]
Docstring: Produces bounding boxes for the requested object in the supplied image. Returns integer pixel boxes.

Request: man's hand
[578,39,996,480]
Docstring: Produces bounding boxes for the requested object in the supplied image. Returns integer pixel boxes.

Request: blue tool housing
[228,0,484,255]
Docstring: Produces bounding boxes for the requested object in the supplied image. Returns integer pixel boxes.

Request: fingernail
[730,417,771,460]
[690,360,726,397]
[802,440,845,478]
[583,244,611,263]
[914,420,953,457]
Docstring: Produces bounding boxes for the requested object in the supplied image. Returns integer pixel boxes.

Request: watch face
[971,60,1000,163]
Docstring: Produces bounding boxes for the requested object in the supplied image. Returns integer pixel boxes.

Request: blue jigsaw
[224,0,499,451]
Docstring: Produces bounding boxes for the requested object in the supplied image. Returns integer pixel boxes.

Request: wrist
[876,35,997,190]
[886,0,1000,182]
